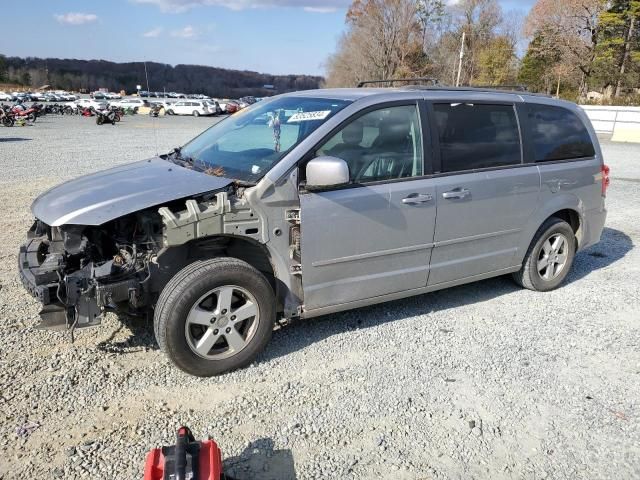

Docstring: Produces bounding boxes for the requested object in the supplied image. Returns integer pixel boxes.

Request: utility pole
[456,31,466,87]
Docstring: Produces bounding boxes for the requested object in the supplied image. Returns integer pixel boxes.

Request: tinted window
[527,104,595,161]
[317,105,423,183]
[434,103,521,173]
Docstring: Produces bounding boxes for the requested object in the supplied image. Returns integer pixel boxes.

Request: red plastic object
[601,164,611,196]
[143,430,223,480]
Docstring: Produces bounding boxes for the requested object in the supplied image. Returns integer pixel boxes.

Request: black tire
[96,116,103,125]
[154,258,276,376]
[192,110,200,117]
[27,113,36,123]
[167,109,174,115]
[512,217,576,292]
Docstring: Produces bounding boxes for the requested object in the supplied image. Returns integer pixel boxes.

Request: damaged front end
[19,211,162,335]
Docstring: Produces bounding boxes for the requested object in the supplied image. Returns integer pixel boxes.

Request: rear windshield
[527,104,595,162]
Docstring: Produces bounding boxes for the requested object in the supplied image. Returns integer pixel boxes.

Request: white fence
[580,105,640,134]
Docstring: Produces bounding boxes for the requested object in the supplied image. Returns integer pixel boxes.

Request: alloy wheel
[184,285,259,360]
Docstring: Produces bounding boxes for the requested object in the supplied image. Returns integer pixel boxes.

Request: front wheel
[154,258,276,376]
[96,116,103,125]
[192,110,200,117]
[512,217,576,292]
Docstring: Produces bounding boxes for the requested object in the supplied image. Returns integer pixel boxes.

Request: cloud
[132,0,350,13]
[54,12,98,25]
[170,25,197,38]
[143,27,164,37]
[303,6,338,13]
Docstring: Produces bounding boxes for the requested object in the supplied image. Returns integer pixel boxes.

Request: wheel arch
[154,234,286,312]
[516,196,586,266]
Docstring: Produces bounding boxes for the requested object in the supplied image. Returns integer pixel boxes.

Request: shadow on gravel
[96,312,159,353]
[568,227,633,283]
[97,229,632,360]
[223,438,296,480]
[263,227,633,363]
[0,137,32,142]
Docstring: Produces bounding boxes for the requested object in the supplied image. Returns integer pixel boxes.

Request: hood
[32,157,233,226]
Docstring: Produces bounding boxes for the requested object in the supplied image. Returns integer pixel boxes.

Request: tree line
[0,55,322,98]
[325,0,640,102]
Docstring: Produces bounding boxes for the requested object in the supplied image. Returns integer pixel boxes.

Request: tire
[167,109,174,116]
[96,116,103,125]
[192,110,200,117]
[27,113,36,123]
[154,258,276,377]
[512,217,576,292]
[114,114,121,122]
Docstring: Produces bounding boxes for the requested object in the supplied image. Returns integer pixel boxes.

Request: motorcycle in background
[95,108,117,125]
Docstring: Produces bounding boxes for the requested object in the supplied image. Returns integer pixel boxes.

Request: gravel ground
[0,114,638,480]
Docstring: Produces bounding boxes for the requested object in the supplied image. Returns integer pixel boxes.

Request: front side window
[527,104,595,162]
[433,103,521,173]
[316,104,423,183]
[177,96,351,182]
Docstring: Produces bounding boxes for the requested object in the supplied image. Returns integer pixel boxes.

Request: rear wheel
[154,258,276,376]
[192,110,200,117]
[96,116,103,125]
[166,109,174,115]
[512,217,576,292]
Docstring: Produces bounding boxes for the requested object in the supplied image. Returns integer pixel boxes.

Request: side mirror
[305,156,350,190]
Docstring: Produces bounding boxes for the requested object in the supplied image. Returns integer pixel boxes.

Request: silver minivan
[20,86,609,376]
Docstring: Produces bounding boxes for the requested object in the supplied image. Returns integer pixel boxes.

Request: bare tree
[525,0,607,98]
[326,0,424,86]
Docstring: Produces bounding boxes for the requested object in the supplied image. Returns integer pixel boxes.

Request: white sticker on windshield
[287,110,331,123]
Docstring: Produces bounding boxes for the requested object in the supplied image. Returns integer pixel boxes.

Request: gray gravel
[0,115,639,479]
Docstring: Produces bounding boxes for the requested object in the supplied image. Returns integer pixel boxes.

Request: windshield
[178,96,351,183]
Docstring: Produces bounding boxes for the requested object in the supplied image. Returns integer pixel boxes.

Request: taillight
[601,164,610,196]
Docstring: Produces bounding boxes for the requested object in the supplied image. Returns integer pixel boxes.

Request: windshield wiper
[167,147,196,167]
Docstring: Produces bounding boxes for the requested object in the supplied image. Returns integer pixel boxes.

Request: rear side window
[433,103,521,173]
[527,104,595,162]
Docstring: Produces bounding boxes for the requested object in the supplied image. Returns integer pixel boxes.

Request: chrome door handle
[402,193,433,205]
[442,188,470,199]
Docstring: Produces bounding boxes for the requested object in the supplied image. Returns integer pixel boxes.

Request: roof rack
[468,84,529,92]
[356,78,440,88]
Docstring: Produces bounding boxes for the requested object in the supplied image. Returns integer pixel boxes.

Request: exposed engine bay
[20,208,164,332]
[18,186,278,336]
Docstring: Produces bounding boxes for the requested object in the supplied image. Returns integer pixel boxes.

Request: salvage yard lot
[0,114,639,479]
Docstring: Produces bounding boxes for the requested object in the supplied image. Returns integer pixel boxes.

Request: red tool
[144,426,223,480]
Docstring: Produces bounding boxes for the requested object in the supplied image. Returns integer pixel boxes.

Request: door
[427,102,540,285]
[300,103,438,310]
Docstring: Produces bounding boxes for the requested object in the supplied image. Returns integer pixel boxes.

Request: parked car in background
[91,91,107,100]
[77,98,107,110]
[165,100,214,116]
[203,99,223,115]
[29,92,48,101]
[139,91,149,97]
[0,91,14,101]
[113,98,145,109]
[218,100,239,114]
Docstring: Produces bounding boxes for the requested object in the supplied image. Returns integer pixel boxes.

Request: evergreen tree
[593,0,640,96]
[518,31,560,93]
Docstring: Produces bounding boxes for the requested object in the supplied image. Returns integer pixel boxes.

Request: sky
[3,0,537,76]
